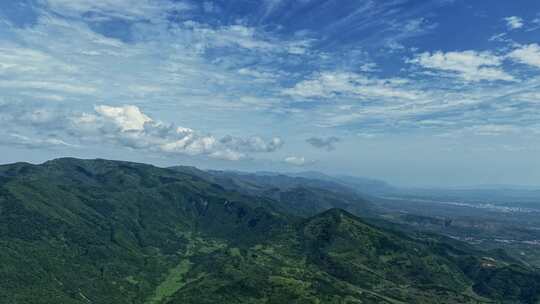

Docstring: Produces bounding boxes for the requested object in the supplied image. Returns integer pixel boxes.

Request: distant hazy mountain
[2,158,540,303]
[211,169,397,196]
[285,171,396,194]
[170,167,375,217]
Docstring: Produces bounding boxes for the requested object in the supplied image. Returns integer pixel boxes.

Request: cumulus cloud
[410,50,514,82]
[283,72,422,100]
[68,105,284,160]
[306,136,340,151]
[508,44,540,68]
[504,16,524,30]
[94,105,151,131]
[1,104,283,161]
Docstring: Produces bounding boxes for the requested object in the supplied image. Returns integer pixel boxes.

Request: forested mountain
[1,158,539,303]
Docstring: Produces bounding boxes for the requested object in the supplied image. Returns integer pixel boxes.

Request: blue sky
[1,0,539,187]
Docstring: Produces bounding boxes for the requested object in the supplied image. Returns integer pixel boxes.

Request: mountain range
[1,158,539,303]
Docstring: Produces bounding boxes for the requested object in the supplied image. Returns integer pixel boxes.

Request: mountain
[254,170,397,196]
[1,158,540,303]
[169,168,374,218]
[333,174,397,195]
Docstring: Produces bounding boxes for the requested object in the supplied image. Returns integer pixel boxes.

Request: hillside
[1,158,539,303]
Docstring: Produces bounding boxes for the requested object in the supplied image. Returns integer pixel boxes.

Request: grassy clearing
[145,259,192,304]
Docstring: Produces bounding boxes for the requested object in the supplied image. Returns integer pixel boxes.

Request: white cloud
[438,124,525,138]
[511,92,540,103]
[191,23,274,50]
[308,71,540,132]
[284,156,308,166]
[0,80,97,95]
[1,0,538,163]
[219,135,283,153]
[0,7,303,162]
[468,124,519,136]
[0,43,97,95]
[237,68,280,83]
[183,21,312,54]
[283,71,422,100]
[0,13,298,114]
[0,45,76,74]
[508,44,540,68]
[94,105,151,131]
[158,134,218,156]
[504,16,524,30]
[356,133,377,139]
[41,0,192,21]
[489,33,508,43]
[410,50,514,82]
[0,103,284,161]
[70,105,283,160]
[4,134,78,149]
[209,149,245,161]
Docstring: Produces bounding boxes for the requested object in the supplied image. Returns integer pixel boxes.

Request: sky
[0,0,539,187]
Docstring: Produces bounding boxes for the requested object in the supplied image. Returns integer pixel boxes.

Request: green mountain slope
[1,158,539,303]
